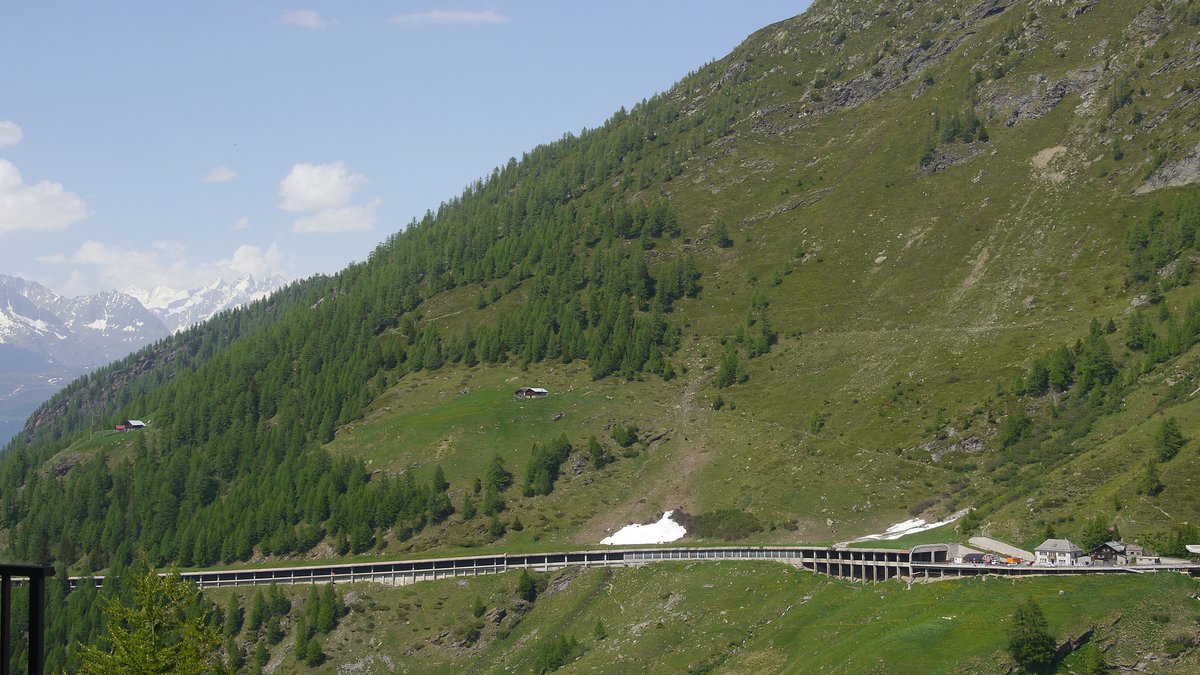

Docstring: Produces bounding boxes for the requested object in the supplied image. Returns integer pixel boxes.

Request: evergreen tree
[715,343,746,388]
[77,558,221,675]
[997,406,1031,449]
[481,487,505,516]
[1153,417,1186,461]
[317,584,338,633]
[432,465,449,492]
[488,514,506,538]
[265,616,284,645]
[247,589,265,633]
[1007,598,1055,672]
[461,493,478,520]
[588,435,612,469]
[1077,515,1116,551]
[485,454,514,492]
[304,638,325,666]
[294,616,310,661]
[1140,459,1164,496]
[225,636,244,671]
[1078,334,1117,392]
[713,220,733,248]
[267,582,291,616]
[517,569,537,602]
[223,593,243,638]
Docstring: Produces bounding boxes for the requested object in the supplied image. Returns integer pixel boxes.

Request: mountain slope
[0,274,288,447]
[8,0,1200,564]
[5,1,1200,668]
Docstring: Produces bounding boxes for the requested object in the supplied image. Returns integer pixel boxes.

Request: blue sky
[0,2,810,296]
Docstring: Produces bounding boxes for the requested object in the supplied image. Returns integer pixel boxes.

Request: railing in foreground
[0,563,50,675]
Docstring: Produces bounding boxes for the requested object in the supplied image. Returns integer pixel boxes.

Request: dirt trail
[572,372,713,544]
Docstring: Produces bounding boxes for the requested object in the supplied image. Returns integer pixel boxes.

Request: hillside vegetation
[4,0,1200,670]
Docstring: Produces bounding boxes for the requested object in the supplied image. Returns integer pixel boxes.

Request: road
[68,544,1200,591]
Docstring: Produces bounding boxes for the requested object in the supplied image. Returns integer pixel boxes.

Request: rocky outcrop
[921,142,986,174]
[983,64,1104,127]
[1136,145,1200,194]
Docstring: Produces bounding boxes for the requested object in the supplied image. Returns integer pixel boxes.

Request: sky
[0,2,811,297]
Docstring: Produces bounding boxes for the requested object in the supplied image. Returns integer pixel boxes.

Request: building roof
[1095,541,1126,553]
[1035,538,1082,554]
[126,419,146,426]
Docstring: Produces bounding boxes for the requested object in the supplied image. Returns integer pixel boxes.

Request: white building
[1034,538,1083,566]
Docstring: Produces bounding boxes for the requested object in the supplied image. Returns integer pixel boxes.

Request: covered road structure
[68,544,1200,591]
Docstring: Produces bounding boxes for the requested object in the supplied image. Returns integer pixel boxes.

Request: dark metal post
[28,572,44,675]
[1,574,10,675]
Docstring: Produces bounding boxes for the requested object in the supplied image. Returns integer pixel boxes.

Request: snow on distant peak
[132,274,287,332]
[123,284,188,311]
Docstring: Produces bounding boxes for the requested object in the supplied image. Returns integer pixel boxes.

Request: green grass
[206,562,1200,673]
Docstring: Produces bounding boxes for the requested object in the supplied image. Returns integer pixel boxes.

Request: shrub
[683,509,764,541]
[611,424,638,448]
[534,635,581,674]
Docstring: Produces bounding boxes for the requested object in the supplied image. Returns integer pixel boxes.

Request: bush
[611,424,638,448]
[534,634,581,673]
[682,509,764,541]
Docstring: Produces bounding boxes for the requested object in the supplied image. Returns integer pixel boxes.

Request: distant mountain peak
[0,272,287,445]
[139,273,286,332]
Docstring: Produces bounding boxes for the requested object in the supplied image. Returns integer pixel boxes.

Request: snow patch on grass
[851,508,970,542]
[601,511,686,545]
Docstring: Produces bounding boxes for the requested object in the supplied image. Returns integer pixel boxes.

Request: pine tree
[715,343,747,389]
[247,589,265,633]
[1140,459,1164,496]
[317,584,338,633]
[77,558,222,675]
[1154,417,1186,461]
[1007,598,1055,671]
[294,617,310,661]
[223,593,243,638]
[713,220,733,248]
[485,454,514,492]
[481,486,505,516]
[432,465,449,492]
[517,569,537,602]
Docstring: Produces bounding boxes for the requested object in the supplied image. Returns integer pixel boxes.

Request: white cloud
[39,240,289,294]
[281,9,333,29]
[203,166,237,183]
[279,161,366,212]
[0,159,90,234]
[230,217,250,230]
[292,198,379,233]
[390,8,510,27]
[223,243,284,278]
[0,121,22,147]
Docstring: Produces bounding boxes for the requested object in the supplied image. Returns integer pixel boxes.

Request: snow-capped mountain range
[125,273,285,334]
[0,273,286,446]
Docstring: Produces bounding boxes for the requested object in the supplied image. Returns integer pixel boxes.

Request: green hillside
[207,564,1200,674]
[4,0,1200,670]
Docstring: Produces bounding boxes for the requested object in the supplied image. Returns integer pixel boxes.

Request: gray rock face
[983,64,1104,128]
[1136,145,1200,195]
